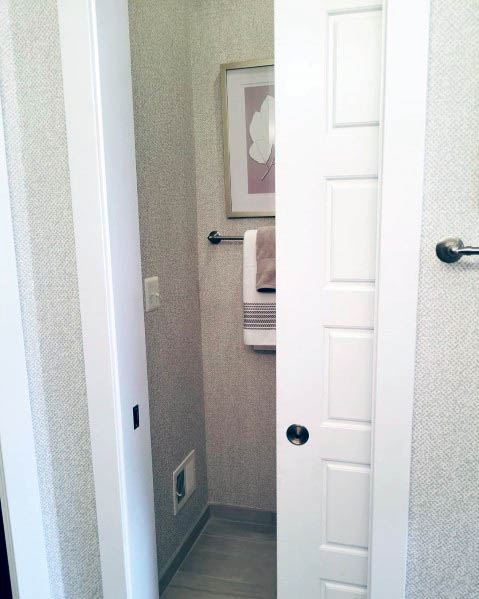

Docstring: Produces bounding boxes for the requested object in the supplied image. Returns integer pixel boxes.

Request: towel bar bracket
[436,237,479,263]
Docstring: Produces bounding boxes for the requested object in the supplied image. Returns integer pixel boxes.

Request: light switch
[144,276,160,312]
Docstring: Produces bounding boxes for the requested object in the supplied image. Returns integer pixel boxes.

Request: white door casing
[58,0,158,597]
[276,0,383,596]
[368,1,429,596]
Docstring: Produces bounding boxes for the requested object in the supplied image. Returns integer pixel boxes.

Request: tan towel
[256,226,276,292]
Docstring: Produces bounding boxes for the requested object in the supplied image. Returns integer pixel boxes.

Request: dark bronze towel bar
[207,230,244,244]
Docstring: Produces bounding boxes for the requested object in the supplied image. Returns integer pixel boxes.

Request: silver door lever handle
[436,237,479,263]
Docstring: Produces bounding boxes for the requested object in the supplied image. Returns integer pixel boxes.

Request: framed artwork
[221,59,275,218]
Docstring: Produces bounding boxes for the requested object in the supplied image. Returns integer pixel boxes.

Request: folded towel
[243,230,276,349]
[256,226,276,292]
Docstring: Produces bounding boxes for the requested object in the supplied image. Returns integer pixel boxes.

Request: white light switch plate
[144,276,160,312]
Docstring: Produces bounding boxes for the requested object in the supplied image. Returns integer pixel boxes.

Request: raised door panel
[327,179,378,284]
[330,9,383,128]
[325,328,374,423]
[321,580,368,599]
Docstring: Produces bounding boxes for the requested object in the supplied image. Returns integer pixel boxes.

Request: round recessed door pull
[286,424,309,446]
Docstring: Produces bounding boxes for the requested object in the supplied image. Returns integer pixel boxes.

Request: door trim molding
[369,1,430,596]
[0,91,51,599]
[57,2,129,593]
[57,1,158,597]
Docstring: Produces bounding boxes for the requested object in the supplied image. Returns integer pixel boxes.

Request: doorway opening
[128,2,277,596]
[57,0,430,596]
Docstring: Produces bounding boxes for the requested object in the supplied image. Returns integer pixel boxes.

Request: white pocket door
[276,1,383,596]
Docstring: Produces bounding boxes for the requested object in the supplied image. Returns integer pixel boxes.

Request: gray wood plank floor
[161,517,276,598]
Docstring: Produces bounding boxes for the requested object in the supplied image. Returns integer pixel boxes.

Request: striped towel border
[243,302,276,330]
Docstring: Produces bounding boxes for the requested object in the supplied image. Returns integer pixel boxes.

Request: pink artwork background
[244,84,275,195]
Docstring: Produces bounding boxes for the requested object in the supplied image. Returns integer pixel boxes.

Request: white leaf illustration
[249,95,275,165]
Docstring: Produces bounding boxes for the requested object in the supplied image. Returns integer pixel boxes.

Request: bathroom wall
[128,0,209,574]
[190,0,276,513]
[0,1,102,597]
[407,1,479,597]
[128,0,276,576]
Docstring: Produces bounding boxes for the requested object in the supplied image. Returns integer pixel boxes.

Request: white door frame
[0,93,51,598]
[276,0,430,597]
[369,0,430,596]
[57,1,158,598]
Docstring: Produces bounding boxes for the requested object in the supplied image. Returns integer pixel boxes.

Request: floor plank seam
[170,583,268,599]
[209,518,273,528]
[210,516,275,528]
[202,532,276,544]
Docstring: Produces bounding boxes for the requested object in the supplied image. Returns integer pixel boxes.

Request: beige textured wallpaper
[128,0,209,576]
[190,0,276,512]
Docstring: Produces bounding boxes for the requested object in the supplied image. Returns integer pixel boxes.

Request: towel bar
[208,230,244,244]
[436,237,479,263]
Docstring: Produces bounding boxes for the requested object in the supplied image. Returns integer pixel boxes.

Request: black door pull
[286,424,309,446]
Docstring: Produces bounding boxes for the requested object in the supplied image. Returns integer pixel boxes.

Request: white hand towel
[243,230,276,349]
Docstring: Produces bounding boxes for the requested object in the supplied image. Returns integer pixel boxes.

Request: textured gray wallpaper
[190,0,276,513]
[128,0,209,576]
[406,1,479,597]
[0,1,102,597]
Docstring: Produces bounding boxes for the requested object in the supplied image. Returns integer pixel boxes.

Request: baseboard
[158,504,210,596]
[209,503,276,526]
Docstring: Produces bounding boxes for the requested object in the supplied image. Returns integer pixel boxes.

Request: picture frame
[221,59,275,218]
